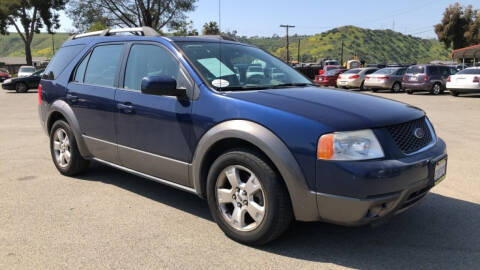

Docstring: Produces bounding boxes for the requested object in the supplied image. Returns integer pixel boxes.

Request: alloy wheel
[215,165,266,232]
[53,128,71,168]
[433,84,441,95]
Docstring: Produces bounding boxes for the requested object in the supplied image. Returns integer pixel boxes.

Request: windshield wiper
[271,83,313,88]
[217,85,272,91]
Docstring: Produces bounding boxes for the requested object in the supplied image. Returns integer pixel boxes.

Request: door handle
[117,103,134,114]
[66,94,78,103]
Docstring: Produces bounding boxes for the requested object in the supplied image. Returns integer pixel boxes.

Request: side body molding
[190,120,319,221]
[47,100,92,158]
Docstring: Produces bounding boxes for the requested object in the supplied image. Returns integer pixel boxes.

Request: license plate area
[433,157,447,185]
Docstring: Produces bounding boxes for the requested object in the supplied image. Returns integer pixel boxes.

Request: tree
[67,0,197,33]
[465,9,480,45]
[434,3,474,49]
[173,20,198,36]
[202,21,219,35]
[0,0,67,65]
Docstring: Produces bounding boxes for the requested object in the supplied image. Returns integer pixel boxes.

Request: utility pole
[51,33,55,56]
[280,24,295,64]
[340,40,344,67]
[297,39,301,63]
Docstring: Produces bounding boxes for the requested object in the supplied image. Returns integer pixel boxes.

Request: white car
[17,66,36,78]
[446,67,480,97]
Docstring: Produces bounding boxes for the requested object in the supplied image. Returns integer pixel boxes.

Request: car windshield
[456,68,480,75]
[374,68,396,75]
[406,66,425,74]
[344,69,361,74]
[20,67,35,73]
[175,41,311,90]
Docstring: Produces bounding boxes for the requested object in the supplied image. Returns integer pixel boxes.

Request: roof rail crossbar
[69,26,160,40]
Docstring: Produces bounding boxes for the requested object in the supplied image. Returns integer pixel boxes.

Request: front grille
[386,117,433,154]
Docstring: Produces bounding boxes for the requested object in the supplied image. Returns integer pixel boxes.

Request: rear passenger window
[73,53,90,83]
[124,44,179,91]
[429,66,439,75]
[43,45,85,80]
[84,44,124,87]
[396,68,406,75]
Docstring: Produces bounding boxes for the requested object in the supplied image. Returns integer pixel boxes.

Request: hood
[225,87,424,131]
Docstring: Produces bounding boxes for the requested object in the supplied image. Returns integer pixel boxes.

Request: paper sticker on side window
[197,58,235,78]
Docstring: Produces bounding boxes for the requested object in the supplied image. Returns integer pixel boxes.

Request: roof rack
[69,26,160,40]
[198,35,237,42]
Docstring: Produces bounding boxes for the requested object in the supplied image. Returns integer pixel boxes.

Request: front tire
[206,149,293,245]
[15,82,28,93]
[50,120,89,176]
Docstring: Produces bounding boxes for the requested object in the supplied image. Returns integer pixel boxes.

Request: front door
[114,43,194,186]
[67,43,125,163]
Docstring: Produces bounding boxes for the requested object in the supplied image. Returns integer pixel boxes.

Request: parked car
[17,65,36,78]
[0,68,11,82]
[446,67,480,96]
[2,69,44,93]
[402,65,457,95]
[347,60,361,69]
[39,27,447,245]
[336,67,378,90]
[318,65,342,75]
[365,67,406,92]
[314,68,346,87]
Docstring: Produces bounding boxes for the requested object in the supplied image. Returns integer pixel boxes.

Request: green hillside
[0,26,450,64]
[241,26,450,64]
[0,32,70,58]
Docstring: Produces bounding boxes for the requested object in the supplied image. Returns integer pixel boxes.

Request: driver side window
[124,44,180,91]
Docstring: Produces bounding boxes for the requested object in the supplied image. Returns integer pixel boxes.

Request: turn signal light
[317,134,334,159]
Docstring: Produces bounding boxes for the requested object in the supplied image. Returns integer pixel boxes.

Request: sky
[42,0,480,38]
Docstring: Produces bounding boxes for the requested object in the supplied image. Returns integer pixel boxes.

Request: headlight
[3,79,12,84]
[317,129,384,160]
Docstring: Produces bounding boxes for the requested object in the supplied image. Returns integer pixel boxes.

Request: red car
[315,69,346,87]
[318,65,342,75]
[0,68,11,82]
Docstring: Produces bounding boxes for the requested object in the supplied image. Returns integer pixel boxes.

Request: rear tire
[50,120,89,176]
[391,82,401,93]
[15,82,28,93]
[206,149,293,245]
[449,90,460,97]
[430,83,443,95]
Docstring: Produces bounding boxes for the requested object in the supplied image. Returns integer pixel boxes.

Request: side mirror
[141,76,186,97]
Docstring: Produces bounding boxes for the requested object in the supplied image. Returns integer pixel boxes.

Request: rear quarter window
[43,45,85,80]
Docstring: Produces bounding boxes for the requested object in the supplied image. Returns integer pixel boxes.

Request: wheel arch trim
[190,120,319,221]
[47,100,91,158]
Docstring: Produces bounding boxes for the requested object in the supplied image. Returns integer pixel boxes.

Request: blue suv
[39,27,447,245]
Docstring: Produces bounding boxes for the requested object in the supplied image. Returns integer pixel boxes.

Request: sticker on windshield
[197,58,235,78]
[211,79,230,88]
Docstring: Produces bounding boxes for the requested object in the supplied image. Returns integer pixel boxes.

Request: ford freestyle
[38,27,447,245]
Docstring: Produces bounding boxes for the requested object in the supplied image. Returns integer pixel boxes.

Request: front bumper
[2,82,15,90]
[313,138,447,225]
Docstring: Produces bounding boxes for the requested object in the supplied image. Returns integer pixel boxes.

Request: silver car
[365,67,407,93]
[337,68,378,90]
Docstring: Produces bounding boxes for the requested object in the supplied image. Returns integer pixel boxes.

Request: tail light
[447,76,451,82]
[473,76,479,83]
[38,84,42,105]
[402,75,407,81]
[365,76,370,80]
[378,76,390,80]
[424,75,429,82]
[349,74,360,79]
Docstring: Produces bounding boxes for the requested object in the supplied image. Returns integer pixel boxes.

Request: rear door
[67,43,125,163]
[114,42,194,186]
